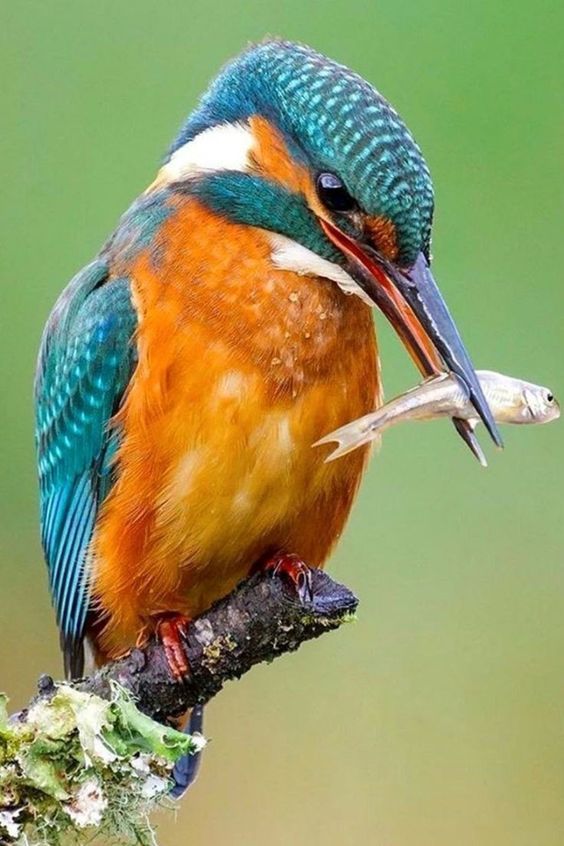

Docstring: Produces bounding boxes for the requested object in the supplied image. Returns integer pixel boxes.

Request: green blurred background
[2,2,563,844]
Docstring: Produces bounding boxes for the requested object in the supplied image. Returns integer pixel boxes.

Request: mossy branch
[0,569,357,845]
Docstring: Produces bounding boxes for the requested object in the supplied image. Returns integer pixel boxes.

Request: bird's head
[156,40,501,447]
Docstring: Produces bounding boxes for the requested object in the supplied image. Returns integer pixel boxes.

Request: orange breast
[90,197,379,660]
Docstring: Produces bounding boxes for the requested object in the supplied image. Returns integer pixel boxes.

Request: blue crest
[170,40,434,265]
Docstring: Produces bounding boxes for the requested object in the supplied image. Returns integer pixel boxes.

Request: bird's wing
[35,258,137,677]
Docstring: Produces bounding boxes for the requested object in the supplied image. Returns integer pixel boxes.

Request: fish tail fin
[313,427,373,462]
[313,408,388,462]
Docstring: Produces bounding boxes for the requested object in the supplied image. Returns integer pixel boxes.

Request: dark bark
[59,569,359,723]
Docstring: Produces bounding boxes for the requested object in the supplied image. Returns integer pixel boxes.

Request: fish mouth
[524,389,561,423]
[319,218,503,452]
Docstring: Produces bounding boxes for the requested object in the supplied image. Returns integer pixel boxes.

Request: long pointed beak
[320,219,503,450]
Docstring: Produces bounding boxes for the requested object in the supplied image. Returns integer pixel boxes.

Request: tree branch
[77,568,357,720]
[78,568,357,721]
[0,570,357,845]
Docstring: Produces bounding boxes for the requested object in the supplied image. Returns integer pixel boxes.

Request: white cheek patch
[269,233,374,307]
[156,130,373,313]
[157,122,255,183]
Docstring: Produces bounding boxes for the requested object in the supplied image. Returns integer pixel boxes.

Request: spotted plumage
[36,39,499,690]
[173,41,434,264]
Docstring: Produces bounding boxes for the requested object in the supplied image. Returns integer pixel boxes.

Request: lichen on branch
[0,683,203,845]
[0,569,358,845]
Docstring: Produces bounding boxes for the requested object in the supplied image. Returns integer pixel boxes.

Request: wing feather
[35,259,137,677]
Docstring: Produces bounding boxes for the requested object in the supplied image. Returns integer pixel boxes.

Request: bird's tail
[170,704,206,798]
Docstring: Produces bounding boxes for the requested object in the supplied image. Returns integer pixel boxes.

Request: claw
[258,551,314,604]
[156,614,191,680]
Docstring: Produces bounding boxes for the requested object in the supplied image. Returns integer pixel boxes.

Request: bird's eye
[316,172,357,213]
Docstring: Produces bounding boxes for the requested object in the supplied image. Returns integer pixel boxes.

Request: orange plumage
[37,44,497,755]
[91,197,378,661]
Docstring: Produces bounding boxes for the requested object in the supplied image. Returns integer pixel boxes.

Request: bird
[35,39,500,788]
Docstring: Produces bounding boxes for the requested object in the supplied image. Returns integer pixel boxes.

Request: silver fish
[315,370,559,466]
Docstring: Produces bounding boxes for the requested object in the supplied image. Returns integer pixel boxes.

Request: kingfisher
[36,39,500,713]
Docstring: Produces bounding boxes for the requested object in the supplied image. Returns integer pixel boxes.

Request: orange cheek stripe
[249,116,309,194]
[248,116,350,229]
[365,215,399,262]
[249,117,400,265]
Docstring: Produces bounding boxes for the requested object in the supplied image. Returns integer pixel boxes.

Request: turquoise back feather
[35,258,137,676]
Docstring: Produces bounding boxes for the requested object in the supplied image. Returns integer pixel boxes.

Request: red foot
[156,614,191,680]
[256,551,314,604]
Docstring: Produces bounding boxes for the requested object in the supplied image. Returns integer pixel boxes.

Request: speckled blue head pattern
[170,40,434,266]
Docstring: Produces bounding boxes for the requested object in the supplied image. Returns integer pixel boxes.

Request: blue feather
[54,474,94,636]
[35,261,137,677]
[172,40,434,264]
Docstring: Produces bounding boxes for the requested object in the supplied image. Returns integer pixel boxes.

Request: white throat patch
[158,122,255,183]
[155,128,373,312]
[269,233,374,307]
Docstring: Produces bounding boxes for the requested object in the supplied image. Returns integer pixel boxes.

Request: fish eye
[546,393,554,403]
[316,172,357,213]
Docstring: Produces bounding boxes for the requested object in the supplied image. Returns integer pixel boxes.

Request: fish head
[522,384,560,423]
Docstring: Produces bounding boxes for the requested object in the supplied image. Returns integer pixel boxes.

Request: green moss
[202,634,237,667]
[298,610,357,628]
[0,683,206,846]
